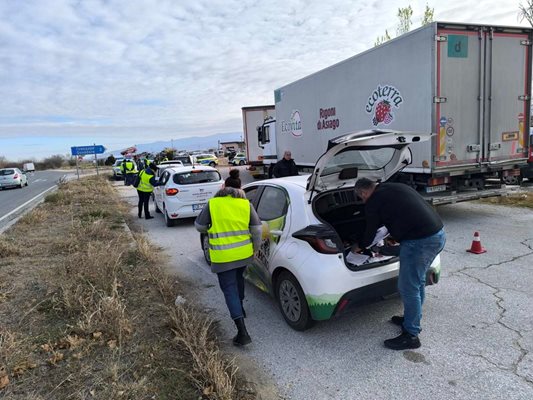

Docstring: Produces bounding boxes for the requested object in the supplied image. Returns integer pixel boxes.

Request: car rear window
[0,169,15,176]
[173,170,221,185]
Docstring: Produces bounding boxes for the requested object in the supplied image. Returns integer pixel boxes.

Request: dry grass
[479,191,533,209]
[169,305,238,400]
[0,238,19,258]
[0,174,257,400]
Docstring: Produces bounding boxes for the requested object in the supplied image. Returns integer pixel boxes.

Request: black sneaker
[390,315,404,326]
[384,332,421,350]
[145,215,154,220]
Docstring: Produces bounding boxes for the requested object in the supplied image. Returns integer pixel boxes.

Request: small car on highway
[200,130,442,330]
[153,165,224,227]
[0,168,28,189]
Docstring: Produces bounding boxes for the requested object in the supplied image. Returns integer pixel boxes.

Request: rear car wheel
[154,201,162,213]
[164,210,175,227]
[201,234,211,265]
[275,271,313,331]
[239,160,245,166]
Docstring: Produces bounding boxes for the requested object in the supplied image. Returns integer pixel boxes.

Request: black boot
[233,317,251,346]
[241,301,246,318]
[384,331,421,350]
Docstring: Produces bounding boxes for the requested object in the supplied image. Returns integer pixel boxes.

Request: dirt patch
[478,191,533,209]
[0,175,259,399]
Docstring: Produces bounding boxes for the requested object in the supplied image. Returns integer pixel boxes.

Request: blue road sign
[71,145,106,156]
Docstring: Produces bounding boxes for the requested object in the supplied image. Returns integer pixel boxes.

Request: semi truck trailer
[242,105,276,178]
[256,22,532,204]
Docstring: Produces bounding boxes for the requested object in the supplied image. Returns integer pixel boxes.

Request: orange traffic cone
[467,231,486,254]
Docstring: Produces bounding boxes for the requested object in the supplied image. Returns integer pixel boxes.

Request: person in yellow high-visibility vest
[136,163,158,220]
[123,157,138,186]
[195,169,261,346]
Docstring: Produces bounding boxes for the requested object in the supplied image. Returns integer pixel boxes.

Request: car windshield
[321,147,396,176]
[173,170,221,185]
[175,156,192,166]
[0,169,15,176]
[113,160,123,166]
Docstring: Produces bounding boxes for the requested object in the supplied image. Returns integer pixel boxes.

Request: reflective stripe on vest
[208,196,253,263]
[137,170,154,192]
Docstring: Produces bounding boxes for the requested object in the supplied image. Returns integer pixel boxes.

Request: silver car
[0,168,28,189]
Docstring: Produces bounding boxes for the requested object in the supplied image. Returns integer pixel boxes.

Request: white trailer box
[242,105,275,178]
[269,22,532,203]
[22,162,35,172]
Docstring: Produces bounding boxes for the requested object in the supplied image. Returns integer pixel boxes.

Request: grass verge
[0,175,254,399]
[478,190,533,209]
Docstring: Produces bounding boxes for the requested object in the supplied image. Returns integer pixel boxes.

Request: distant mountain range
[107,132,243,156]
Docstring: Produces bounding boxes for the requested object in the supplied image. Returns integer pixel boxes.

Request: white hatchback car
[0,168,28,189]
[153,165,224,227]
[201,130,442,330]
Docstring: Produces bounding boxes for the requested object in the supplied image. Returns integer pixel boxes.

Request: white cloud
[0,0,529,158]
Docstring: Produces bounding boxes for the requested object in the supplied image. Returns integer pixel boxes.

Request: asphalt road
[115,169,533,400]
[0,170,69,232]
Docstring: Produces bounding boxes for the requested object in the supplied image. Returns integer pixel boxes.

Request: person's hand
[351,244,362,253]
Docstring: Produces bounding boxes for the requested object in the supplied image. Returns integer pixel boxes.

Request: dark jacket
[272,158,298,178]
[360,183,443,248]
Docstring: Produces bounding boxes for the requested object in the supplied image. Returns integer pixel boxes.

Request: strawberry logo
[373,100,392,126]
[366,84,403,126]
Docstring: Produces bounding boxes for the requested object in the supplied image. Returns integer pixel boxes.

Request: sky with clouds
[0,0,529,160]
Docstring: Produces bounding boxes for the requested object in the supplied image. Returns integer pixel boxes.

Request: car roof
[244,175,310,191]
[158,160,183,165]
[164,165,218,173]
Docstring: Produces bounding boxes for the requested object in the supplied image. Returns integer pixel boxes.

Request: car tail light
[13,174,19,179]
[292,224,340,254]
[297,236,339,254]
[166,188,179,196]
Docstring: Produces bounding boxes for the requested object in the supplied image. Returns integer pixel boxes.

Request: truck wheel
[501,175,522,185]
[275,271,313,331]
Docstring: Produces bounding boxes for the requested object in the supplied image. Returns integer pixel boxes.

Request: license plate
[426,184,447,193]
[192,203,206,211]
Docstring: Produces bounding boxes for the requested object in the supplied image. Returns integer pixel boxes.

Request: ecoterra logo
[281,110,303,137]
[365,84,403,126]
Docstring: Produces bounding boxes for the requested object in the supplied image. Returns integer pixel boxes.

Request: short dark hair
[354,177,375,193]
[225,169,241,189]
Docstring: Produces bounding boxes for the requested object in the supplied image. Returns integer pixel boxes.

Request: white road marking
[32,179,46,183]
[0,185,57,223]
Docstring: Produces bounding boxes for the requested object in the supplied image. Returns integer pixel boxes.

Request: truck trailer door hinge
[521,39,532,46]
[518,95,530,101]
[435,35,447,42]
[433,96,447,103]
[467,144,481,153]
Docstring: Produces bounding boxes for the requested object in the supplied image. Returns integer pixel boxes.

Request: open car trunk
[312,187,400,271]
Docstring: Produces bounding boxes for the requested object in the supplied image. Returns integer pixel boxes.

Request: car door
[154,170,170,208]
[244,184,290,294]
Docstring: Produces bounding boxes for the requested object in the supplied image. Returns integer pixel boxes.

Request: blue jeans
[398,229,446,336]
[217,267,246,320]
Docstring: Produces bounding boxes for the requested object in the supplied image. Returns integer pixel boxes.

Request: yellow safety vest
[137,170,154,193]
[125,160,137,173]
[208,196,253,263]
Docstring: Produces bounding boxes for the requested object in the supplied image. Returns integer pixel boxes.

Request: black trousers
[137,190,152,218]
